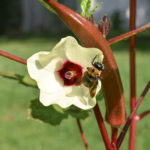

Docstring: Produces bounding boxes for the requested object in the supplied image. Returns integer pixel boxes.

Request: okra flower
[27,36,103,110]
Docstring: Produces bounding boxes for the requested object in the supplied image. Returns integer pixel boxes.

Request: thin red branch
[108,23,150,45]
[129,0,137,149]
[111,127,118,150]
[93,104,112,150]
[76,119,90,150]
[131,81,150,115]
[0,50,27,65]
[130,0,136,111]
[138,110,150,120]
[117,81,150,149]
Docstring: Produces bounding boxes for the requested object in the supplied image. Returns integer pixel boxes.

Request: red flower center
[57,60,83,86]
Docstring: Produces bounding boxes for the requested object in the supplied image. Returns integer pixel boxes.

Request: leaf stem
[138,110,150,120]
[76,119,90,150]
[108,23,150,45]
[0,50,27,65]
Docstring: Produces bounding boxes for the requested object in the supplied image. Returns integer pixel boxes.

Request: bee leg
[89,80,98,98]
[92,55,98,65]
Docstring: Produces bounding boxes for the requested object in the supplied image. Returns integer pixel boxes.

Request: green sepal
[52,104,66,114]
[96,91,104,101]
[29,99,68,125]
[22,74,37,87]
[66,105,90,120]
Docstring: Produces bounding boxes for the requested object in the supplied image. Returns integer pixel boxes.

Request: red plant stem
[111,127,118,150]
[0,50,27,65]
[76,119,90,150]
[93,104,112,150]
[117,81,150,149]
[129,0,137,149]
[138,110,150,120]
[130,0,136,111]
[108,23,150,45]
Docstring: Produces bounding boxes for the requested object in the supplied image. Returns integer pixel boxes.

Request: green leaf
[66,106,90,119]
[80,0,91,17]
[29,99,68,125]
[87,2,103,18]
[80,0,102,18]
[39,0,58,14]
[85,0,92,14]
[29,99,90,125]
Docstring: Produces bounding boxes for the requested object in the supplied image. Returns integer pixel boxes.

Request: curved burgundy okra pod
[45,0,126,126]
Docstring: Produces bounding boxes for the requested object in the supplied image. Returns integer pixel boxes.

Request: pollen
[65,71,76,79]
[57,60,83,86]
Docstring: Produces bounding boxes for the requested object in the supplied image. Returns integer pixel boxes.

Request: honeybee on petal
[82,55,104,98]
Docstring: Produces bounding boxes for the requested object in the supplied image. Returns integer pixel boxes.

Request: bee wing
[96,74,103,80]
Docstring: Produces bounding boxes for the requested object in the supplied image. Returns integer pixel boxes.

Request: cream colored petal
[40,89,95,110]
[67,84,97,109]
[39,36,103,70]
[96,80,102,95]
[64,36,104,68]
[39,90,78,108]
[39,90,70,107]
[37,36,73,68]
[67,80,102,109]
[27,52,71,93]
[72,96,96,110]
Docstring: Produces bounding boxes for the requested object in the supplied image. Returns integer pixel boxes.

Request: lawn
[0,35,150,150]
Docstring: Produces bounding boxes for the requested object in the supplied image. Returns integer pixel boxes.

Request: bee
[82,55,104,98]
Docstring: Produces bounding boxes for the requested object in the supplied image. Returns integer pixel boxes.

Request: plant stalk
[77,119,90,150]
[138,110,150,120]
[0,50,27,65]
[111,127,118,150]
[129,0,137,149]
[93,104,112,150]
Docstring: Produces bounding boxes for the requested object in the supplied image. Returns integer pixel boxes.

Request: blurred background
[0,0,150,150]
[0,0,150,36]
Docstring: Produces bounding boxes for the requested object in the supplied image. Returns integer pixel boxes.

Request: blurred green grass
[0,35,150,150]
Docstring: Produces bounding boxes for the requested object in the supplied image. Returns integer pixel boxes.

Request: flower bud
[98,15,111,37]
